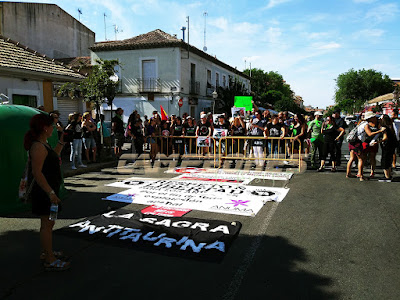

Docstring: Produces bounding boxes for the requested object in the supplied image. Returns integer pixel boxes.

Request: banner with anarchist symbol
[104,180,289,216]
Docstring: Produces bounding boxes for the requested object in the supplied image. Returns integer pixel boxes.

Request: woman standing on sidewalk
[65,113,86,170]
[24,114,70,271]
[82,112,97,164]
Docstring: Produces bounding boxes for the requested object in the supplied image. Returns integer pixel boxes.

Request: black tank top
[31,142,62,197]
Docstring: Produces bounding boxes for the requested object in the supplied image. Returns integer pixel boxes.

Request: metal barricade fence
[143,135,302,170]
[217,136,302,171]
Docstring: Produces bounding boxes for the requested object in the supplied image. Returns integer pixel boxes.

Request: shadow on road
[0,226,338,299]
[232,234,338,299]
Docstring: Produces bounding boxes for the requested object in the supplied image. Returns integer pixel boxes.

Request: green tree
[59,59,119,121]
[335,68,394,113]
[243,68,294,108]
[216,77,249,114]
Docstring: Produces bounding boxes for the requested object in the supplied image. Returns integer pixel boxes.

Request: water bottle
[49,204,58,221]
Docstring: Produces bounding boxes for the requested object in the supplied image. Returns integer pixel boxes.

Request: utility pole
[78,8,82,21]
[203,12,208,52]
[104,13,107,40]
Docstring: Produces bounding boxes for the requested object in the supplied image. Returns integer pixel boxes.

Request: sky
[11,0,400,108]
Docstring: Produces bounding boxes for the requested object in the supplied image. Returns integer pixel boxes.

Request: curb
[63,161,118,178]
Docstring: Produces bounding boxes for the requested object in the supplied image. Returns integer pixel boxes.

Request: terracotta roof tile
[0,36,86,80]
[56,56,91,70]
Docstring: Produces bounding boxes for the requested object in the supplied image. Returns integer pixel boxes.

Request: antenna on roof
[113,25,123,40]
[103,13,107,41]
[203,12,208,52]
[78,8,82,21]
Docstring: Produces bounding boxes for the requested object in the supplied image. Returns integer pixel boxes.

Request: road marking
[222,201,280,300]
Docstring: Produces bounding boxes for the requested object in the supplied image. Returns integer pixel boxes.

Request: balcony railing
[206,83,215,97]
[189,80,200,95]
[137,78,161,93]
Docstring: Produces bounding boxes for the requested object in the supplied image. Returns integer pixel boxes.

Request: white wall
[92,47,180,94]
[180,50,251,97]
[0,76,43,105]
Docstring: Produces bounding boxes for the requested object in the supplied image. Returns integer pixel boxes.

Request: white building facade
[90,30,250,123]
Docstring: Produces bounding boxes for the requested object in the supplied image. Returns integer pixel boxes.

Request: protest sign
[213,128,228,139]
[58,209,242,262]
[104,180,289,216]
[231,107,246,118]
[234,96,253,111]
[197,137,210,147]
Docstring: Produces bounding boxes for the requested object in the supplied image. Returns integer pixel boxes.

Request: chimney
[181,27,186,42]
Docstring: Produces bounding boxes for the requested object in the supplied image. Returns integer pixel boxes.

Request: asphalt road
[1,147,399,300]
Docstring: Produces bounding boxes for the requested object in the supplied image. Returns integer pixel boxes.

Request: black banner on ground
[57,209,242,262]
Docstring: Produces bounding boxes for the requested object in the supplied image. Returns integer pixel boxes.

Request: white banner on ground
[104,180,289,217]
[106,177,162,188]
[165,167,293,181]
[174,173,252,185]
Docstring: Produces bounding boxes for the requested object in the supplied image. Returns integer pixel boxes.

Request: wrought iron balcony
[189,80,200,95]
[137,78,161,93]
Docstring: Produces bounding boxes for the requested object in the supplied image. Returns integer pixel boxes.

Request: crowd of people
[23,104,400,272]
[44,105,400,179]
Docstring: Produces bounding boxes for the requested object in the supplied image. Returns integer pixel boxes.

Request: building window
[222,75,226,87]
[12,94,37,107]
[207,69,212,88]
[216,73,219,87]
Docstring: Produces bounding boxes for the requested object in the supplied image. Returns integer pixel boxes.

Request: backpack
[346,121,366,143]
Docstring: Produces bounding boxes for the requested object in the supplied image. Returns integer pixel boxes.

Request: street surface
[0,144,399,300]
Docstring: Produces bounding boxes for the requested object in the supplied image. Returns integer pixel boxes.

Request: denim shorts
[83,137,96,149]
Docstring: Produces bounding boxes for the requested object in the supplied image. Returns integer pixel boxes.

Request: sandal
[331,167,337,172]
[370,173,375,179]
[346,174,356,178]
[40,251,65,261]
[44,259,70,271]
[359,176,369,182]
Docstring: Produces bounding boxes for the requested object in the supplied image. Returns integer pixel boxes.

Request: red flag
[160,105,168,121]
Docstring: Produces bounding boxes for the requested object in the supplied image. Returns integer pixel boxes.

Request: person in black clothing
[65,112,86,170]
[160,120,171,155]
[24,114,70,271]
[183,116,197,154]
[214,115,230,155]
[171,117,184,156]
[378,115,397,181]
[196,114,213,154]
[318,115,345,172]
[231,116,246,156]
[332,110,347,166]
[266,115,286,157]
[129,119,144,156]
[112,108,124,157]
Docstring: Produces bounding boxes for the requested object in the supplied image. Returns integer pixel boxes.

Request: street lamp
[212,90,218,115]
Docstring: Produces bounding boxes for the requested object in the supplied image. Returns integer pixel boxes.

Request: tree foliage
[216,77,250,114]
[334,68,394,113]
[59,59,119,120]
[243,68,294,107]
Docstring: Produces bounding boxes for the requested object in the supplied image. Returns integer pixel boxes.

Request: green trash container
[0,105,61,215]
